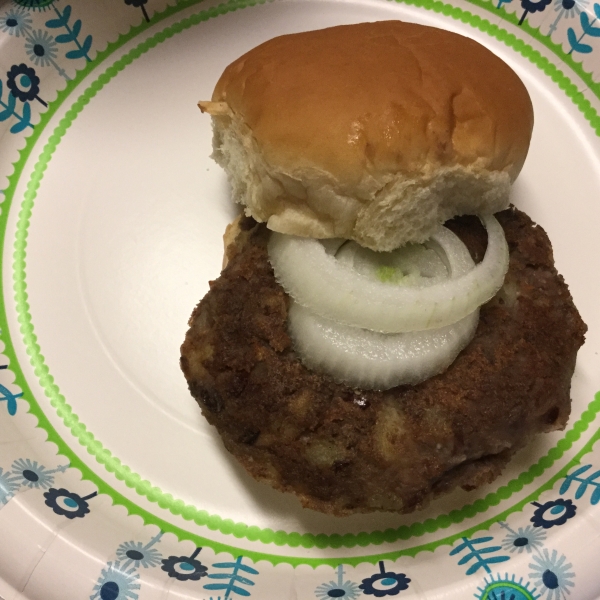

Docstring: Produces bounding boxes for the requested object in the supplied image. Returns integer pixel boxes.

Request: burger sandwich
[180,21,587,515]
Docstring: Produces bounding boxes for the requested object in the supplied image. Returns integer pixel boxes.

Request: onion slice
[268,215,508,332]
[334,225,475,286]
[288,302,480,390]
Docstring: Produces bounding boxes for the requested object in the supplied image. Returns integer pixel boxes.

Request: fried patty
[180,208,586,515]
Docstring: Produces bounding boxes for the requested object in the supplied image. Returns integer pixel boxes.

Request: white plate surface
[0,0,599,599]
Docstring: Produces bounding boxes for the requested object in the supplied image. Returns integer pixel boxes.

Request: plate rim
[1,0,599,568]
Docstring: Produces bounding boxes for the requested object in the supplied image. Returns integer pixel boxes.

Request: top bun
[205,20,533,251]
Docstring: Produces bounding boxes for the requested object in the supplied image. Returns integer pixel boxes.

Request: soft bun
[204,21,533,251]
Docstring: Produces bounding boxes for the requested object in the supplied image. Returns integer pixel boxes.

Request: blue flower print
[500,523,547,554]
[519,0,553,24]
[116,532,163,569]
[0,7,33,36]
[521,0,553,11]
[6,63,47,106]
[11,458,67,490]
[23,28,72,80]
[476,573,540,600]
[91,561,140,600]
[43,487,97,519]
[359,562,410,597]
[531,499,577,529]
[315,565,361,600]
[529,549,575,600]
[548,0,588,33]
[25,29,57,67]
[161,547,208,581]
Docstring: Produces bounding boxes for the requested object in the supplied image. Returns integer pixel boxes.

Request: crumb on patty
[180,208,586,516]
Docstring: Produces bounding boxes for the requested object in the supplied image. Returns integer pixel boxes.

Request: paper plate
[0,0,599,598]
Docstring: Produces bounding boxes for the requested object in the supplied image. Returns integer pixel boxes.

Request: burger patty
[180,208,586,515]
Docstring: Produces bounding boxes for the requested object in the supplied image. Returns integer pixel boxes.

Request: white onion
[288,302,479,390]
[268,215,506,332]
[334,225,475,286]
[335,240,447,287]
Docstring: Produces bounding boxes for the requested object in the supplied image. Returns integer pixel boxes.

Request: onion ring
[268,215,507,332]
[288,302,479,390]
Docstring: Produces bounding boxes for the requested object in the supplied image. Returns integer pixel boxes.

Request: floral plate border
[0,0,599,598]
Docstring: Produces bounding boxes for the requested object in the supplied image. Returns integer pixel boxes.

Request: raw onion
[334,225,474,287]
[288,302,479,390]
[268,215,507,332]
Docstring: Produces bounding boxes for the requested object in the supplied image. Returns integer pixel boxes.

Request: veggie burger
[180,21,586,515]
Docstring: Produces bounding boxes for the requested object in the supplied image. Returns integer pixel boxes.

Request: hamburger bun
[201,20,534,251]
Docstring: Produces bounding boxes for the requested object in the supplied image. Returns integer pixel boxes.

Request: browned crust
[180,208,586,515]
